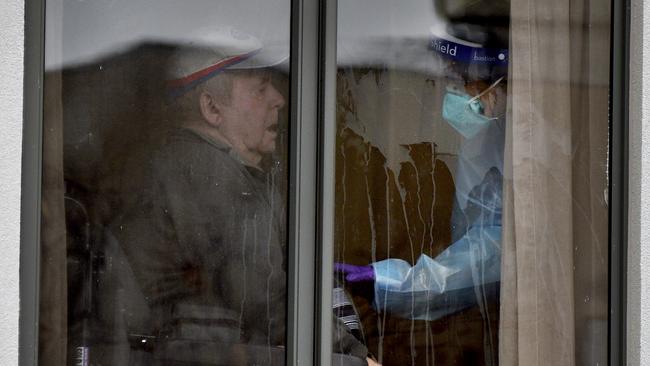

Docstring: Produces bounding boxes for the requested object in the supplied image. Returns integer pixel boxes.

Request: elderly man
[113,29,373,365]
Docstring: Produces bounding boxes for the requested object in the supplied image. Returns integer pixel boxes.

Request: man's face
[217,73,285,161]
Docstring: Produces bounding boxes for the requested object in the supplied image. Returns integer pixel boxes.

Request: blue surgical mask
[442,77,503,139]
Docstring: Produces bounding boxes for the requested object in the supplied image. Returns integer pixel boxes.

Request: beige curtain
[39,2,68,363]
[499,0,610,364]
[40,71,68,366]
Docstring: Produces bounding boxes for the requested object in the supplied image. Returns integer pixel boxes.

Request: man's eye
[251,85,267,98]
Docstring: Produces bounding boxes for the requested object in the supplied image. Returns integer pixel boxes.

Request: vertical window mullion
[316,0,337,364]
[287,0,321,364]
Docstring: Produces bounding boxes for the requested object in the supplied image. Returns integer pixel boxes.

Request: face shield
[428,26,508,139]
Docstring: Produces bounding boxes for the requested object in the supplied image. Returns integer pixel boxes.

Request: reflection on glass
[40,1,294,365]
[334,0,610,365]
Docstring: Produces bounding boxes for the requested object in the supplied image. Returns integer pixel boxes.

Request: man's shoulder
[150,128,249,186]
[154,129,232,166]
[159,128,227,156]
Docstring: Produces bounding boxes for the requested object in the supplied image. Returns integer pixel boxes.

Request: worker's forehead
[464,80,490,90]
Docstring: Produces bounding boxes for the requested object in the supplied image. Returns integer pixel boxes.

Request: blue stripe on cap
[430,36,508,66]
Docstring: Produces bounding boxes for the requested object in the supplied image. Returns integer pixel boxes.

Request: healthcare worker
[336,23,508,321]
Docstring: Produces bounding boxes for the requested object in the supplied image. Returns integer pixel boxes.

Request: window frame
[609,0,631,363]
[18,0,630,364]
[20,0,45,364]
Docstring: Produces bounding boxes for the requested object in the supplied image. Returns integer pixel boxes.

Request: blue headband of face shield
[442,77,503,139]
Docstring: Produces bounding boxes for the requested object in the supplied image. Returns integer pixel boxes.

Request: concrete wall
[628,0,649,364]
[0,0,24,365]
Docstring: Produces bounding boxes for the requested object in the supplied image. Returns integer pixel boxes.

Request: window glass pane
[333,0,610,365]
[40,1,290,365]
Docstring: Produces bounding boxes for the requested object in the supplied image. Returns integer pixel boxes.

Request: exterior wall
[628,0,650,364]
[0,0,24,365]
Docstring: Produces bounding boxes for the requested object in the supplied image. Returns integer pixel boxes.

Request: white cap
[166,26,288,97]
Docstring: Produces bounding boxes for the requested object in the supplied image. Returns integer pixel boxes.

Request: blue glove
[372,225,502,320]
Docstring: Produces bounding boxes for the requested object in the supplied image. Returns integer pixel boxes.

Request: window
[21,0,627,365]
[332,0,612,365]
[39,1,292,365]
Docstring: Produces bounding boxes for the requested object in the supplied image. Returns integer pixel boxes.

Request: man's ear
[199,91,223,127]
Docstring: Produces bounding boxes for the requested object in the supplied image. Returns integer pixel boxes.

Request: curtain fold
[500,0,610,364]
[40,2,68,363]
[500,1,577,365]
[40,70,68,366]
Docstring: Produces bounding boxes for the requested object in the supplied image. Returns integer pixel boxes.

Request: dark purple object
[334,263,375,282]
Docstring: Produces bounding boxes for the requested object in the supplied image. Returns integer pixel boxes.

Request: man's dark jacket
[113,128,367,364]
[114,128,285,352]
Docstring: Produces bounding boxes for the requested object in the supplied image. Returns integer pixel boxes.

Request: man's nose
[268,84,285,109]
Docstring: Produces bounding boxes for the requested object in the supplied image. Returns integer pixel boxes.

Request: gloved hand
[334,263,375,282]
